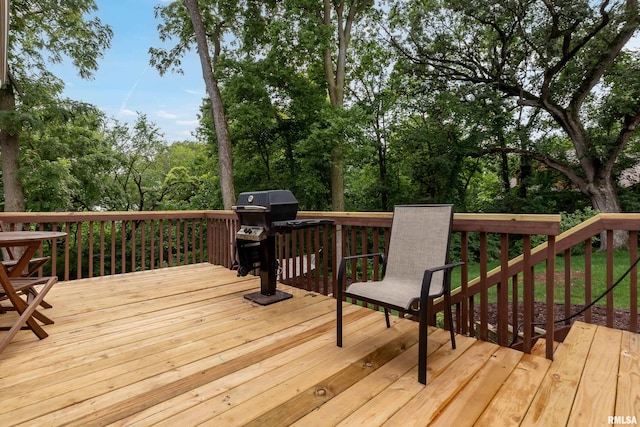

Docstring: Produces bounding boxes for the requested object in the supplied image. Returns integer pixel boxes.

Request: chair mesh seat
[346,279,420,311]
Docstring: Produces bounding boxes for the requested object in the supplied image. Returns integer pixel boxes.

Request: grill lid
[233,190,299,228]
[234,190,299,212]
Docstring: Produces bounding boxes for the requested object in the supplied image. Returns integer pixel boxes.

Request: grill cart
[233,190,333,305]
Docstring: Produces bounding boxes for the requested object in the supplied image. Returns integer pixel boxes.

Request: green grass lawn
[453,250,640,310]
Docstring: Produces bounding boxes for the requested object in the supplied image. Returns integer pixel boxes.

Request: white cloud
[184,89,204,96]
[118,109,137,117]
[176,119,199,126]
[156,110,178,119]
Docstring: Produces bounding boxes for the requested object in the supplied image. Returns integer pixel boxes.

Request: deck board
[0,264,636,426]
[474,354,552,426]
[429,346,525,426]
[617,330,640,419]
[567,325,621,426]
[521,322,596,426]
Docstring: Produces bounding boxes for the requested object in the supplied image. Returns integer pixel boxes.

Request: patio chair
[0,222,52,308]
[336,204,463,385]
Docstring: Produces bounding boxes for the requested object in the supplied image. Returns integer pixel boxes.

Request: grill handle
[231,205,268,211]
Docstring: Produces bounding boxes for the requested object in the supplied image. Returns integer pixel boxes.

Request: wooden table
[0,231,66,353]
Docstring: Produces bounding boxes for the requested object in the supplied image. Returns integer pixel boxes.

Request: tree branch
[473,146,589,190]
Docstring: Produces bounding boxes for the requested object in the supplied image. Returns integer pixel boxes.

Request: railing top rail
[0,211,210,222]
[204,210,235,220]
[300,211,562,233]
[0,210,562,235]
[600,213,640,230]
[298,211,392,227]
[454,213,561,235]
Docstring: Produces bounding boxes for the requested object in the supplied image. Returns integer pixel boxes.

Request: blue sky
[53,0,205,143]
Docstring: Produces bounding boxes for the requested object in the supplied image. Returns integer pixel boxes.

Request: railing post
[460,231,469,336]
[479,232,488,341]
[546,235,556,360]
[630,231,638,333]
[205,217,211,265]
[497,233,509,346]
[522,235,533,353]
[335,224,343,284]
[606,230,614,328]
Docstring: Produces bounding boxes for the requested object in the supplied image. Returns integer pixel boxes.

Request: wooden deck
[0,264,638,426]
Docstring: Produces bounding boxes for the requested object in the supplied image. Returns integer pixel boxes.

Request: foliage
[389,0,640,222]
[1,0,113,212]
[18,98,114,211]
[560,207,600,233]
[102,114,217,212]
[9,0,113,82]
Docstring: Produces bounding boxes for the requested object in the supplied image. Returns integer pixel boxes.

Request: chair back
[383,205,454,295]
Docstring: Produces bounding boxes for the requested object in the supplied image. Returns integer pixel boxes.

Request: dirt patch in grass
[534,270,585,282]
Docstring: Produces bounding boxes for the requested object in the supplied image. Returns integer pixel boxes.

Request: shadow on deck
[0,264,637,426]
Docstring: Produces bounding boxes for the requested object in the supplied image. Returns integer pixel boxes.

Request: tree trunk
[324,40,345,211]
[322,0,348,212]
[518,156,531,200]
[0,84,25,212]
[330,148,345,211]
[183,0,236,210]
[584,178,628,249]
[377,139,389,211]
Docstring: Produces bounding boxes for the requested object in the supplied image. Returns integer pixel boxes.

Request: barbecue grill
[233,190,333,305]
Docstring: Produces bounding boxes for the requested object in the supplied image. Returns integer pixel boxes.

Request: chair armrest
[337,253,385,297]
[421,262,465,298]
[342,252,385,263]
[425,261,464,274]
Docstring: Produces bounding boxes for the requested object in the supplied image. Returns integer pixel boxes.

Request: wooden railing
[2,210,639,360]
[460,214,640,346]
[150,209,566,359]
[0,212,210,280]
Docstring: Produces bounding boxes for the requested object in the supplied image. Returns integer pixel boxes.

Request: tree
[393,0,640,247]
[278,0,374,211]
[105,115,170,211]
[201,50,338,209]
[157,141,216,210]
[152,0,236,209]
[318,0,374,211]
[0,0,112,211]
[19,98,115,211]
